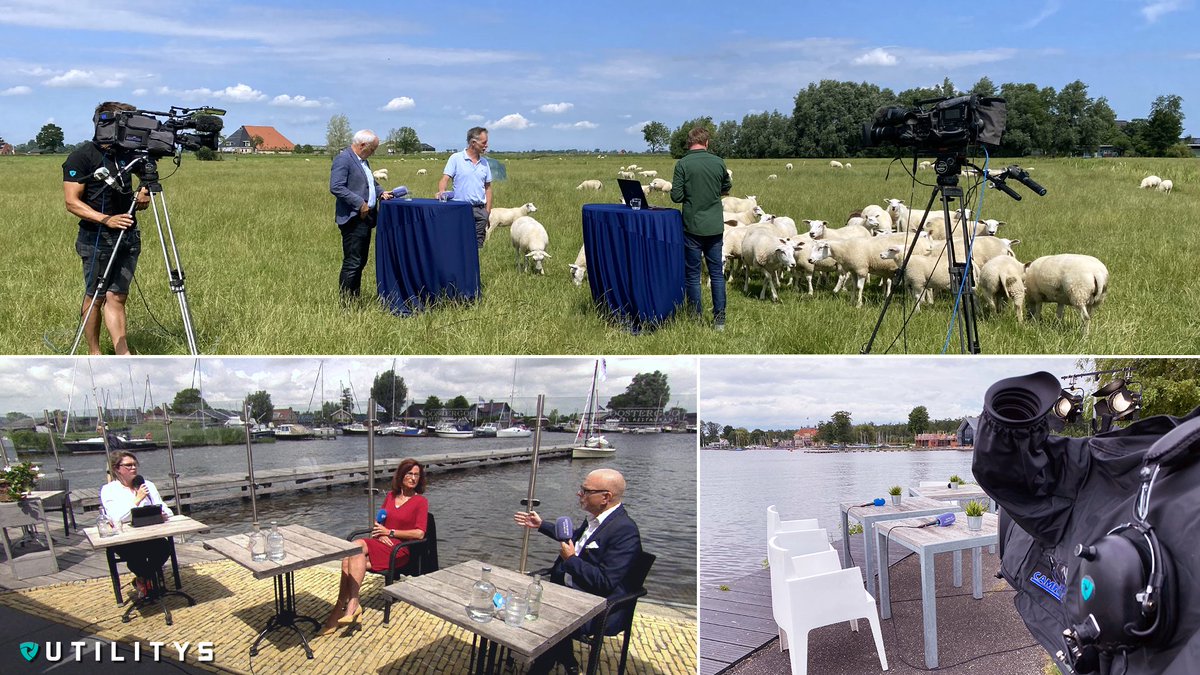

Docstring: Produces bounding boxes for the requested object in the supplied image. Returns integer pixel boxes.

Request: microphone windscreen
[391,186,409,198]
[376,508,388,524]
[873,498,886,507]
[936,512,956,527]
[192,114,224,133]
[131,475,146,489]
[555,516,574,542]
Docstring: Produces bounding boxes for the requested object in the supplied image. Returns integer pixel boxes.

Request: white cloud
[1141,0,1187,23]
[487,113,532,130]
[131,88,148,96]
[382,96,415,111]
[213,83,267,102]
[625,120,651,134]
[272,94,322,108]
[43,69,122,88]
[464,114,484,121]
[1,85,31,96]
[538,102,574,114]
[1019,0,1061,29]
[552,121,598,130]
[853,48,897,67]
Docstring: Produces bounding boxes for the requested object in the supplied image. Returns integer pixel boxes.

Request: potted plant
[949,474,963,489]
[964,499,986,531]
[888,485,903,506]
[0,461,42,502]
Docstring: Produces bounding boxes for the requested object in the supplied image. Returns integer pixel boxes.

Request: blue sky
[1,1,1196,150]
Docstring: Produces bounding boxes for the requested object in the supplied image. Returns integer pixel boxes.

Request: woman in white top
[100,451,173,599]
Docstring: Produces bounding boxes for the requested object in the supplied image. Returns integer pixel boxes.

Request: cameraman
[62,101,150,355]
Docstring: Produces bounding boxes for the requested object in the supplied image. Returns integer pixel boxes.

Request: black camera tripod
[71,154,199,355]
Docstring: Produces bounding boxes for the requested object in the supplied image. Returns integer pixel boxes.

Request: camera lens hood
[984,371,1061,428]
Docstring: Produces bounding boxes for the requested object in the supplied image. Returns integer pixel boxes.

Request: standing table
[839,496,963,599]
[203,524,361,659]
[875,513,999,668]
[375,198,481,315]
[84,515,209,625]
[581,204,684,332]
[384,560,607,675]
[0,491,62,579]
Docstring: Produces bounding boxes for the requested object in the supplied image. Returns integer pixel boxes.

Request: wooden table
[0,491,63,579]
[875,513,999,668]
[84,514,210,625]
[839,496,962,599]
[908,484,990,505]
[384,560,607,675]
[203,524,360,659]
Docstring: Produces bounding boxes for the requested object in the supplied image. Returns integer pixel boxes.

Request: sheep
[880,245,958,309]
[844,163,852,169]
[576,179,603,190]
[977,255,1026,318]
[865,231,935,295]
[807,219,871,241]
[722,224,753,284]
[785,163,794,171]
[886,198,973,232]
[569,244,588,286]
[617,170,635,180]
[1157,179,1174,193]
[919,160,932,170]
[723,206,761,226]
[510,216,551,274]
[930,216,999,240]
[637,170,658,178]
[1023,254,1109,335]
[726,169,733,179]
[758,214,798,238]
[372,168,388,181]
[948,235,1020,268]
[488,202,538,241]
[1140,175,1162,190]
[416,168,428,176]
[806,238,886,307]
[648,177,673,193]
[739,225,798,302]
[721,195,758,212]
[767,174,778,180]
[829,160,843,169]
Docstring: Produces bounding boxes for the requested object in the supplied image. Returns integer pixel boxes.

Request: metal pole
[518,394,546,574]
[244,401,259,524]
[367,397,378,528]
[162,404,183,516]
[43,411,66,482]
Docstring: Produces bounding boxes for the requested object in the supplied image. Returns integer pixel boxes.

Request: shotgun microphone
[555,516,574,541]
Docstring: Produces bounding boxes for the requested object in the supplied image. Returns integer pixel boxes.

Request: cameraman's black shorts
[76,227,141,296]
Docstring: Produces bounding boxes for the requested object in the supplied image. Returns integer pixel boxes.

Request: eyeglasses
[405,470,422,477]
[118,463,138,469]
[579,486,609,496]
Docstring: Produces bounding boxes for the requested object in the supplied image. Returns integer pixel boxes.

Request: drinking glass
[505,596,529,627]
[629,198,642,210]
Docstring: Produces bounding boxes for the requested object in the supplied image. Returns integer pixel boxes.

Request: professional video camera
[862,94,1007,151]
[93,105,225,158]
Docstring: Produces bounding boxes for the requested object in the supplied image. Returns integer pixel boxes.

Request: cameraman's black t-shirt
[62,142,144,230]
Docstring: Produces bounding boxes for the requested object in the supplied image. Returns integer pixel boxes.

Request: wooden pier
[71,445,574,512]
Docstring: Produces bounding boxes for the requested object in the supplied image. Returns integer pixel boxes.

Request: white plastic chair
[767,530,831,651]
[778,547,889,674]
[767,505,820,545]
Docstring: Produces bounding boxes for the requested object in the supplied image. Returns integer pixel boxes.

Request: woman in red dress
[320,457,429,633]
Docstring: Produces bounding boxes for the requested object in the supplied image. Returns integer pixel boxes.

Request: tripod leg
[940,190,981,354]
[149,190,199,354]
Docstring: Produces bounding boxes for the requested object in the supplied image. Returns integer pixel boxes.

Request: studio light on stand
[1053,387,1084,423]
[1091,376,1142,434]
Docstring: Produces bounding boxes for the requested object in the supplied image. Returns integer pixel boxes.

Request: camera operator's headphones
[1063,415,1200,663]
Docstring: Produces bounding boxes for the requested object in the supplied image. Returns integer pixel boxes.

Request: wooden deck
[698,534,912,675]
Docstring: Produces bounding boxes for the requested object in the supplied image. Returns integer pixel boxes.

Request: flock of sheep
[1139,174,1175,193]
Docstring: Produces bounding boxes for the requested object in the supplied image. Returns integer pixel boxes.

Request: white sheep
[785,163,794,171]
[739,225,798,302]
[807,219,871,241]
[576,179,603,190]
[722,224,752,284]
[648,177,673,193]
[829,160,843,169]
[726,169,733,179]
[767,174,778,180]
[919,160,932,170]
[867,231,934,295]
[1157,179,1173,193]
[1023,254,1109,335]
[721,195,758,212]
[758,214,798,238]
[416,168,428,176]
[1140,175,1162,190]
[488,202,538,241]
[372,168,388,181]
[880,245,957,309]
[569,244,588,286]
[617,170,636,180]
[844,163,851,169]
[807,238,882,307]
[723,206,761,226]
[947,235,1019,268]
[510,215,551,275]
[977,255,1026,318]
[637,170,658,178]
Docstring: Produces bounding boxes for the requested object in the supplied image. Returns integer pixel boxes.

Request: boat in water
[62,434,158,453]
[379,423,423,436]
[342,423,370,436]
[572,360,617,459]
[474,423,498,438]
[434,422,474,439]
[274,423,316,440]
[496,424,532,439]
[573,434,615,458]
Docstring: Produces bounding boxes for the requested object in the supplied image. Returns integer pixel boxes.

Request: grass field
[3,152,1196,355]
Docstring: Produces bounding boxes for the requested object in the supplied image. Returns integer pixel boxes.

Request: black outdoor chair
[36,477,76,536]
[346,511,438,624]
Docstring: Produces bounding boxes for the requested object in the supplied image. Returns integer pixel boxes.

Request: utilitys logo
[17,640,214,663]
[19,642,38,661]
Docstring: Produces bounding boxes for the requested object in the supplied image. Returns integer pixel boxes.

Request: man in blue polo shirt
[438,126,492,248]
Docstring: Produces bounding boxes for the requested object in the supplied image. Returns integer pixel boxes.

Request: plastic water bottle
[266,521,285,561]
[97,507,116,538]
[468,566,496,622]
[525,577,543,620]
[248,523,267,562]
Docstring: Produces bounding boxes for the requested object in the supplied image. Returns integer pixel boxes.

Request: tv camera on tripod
[72,106,225,356]
[859,94,1045,354]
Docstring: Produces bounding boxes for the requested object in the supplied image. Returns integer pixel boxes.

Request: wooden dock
[698,534,912,675]
[70,445,573,512]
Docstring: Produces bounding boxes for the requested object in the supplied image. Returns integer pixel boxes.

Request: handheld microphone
[376,508,388,524]
[555,516,574,542]
[856,498,887,508]
[391,186,409,198]
[921,512,957,528]
[131,475,148,504]
[93,166,118,188]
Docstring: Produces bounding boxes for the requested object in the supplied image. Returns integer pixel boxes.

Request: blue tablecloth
[581,204,685,332]
[375,199,481,315]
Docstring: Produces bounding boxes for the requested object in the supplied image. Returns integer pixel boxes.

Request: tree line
[643,78,1191,159]
[701,405,961,447]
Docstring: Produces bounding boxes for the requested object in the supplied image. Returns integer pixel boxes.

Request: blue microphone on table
[390,186,409,198]
[376,508,388,524]
[555,516,574,542]
[920,513,957,528]
[856,498,887,507]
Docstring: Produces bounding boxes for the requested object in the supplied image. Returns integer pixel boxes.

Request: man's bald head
[588,469,625,503]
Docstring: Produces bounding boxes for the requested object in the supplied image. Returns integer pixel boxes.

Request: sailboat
[496,360,532,438]
[572,360,616,459]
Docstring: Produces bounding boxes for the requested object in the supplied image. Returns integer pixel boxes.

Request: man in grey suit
[330,129,392,303]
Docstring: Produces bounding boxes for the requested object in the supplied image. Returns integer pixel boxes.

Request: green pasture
[3,153,1196,355]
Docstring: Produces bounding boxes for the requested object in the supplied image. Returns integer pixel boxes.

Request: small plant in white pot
[964,499,986,531]
[949,474,963,489]
[888,485,902,506]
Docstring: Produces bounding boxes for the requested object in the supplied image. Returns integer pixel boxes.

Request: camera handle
[863,154,981,354]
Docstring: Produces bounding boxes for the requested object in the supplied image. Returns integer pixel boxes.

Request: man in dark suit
[330,129,392,303]
[515,468,643,674]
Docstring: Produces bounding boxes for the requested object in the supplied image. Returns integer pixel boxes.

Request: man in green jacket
[671,126,733,330]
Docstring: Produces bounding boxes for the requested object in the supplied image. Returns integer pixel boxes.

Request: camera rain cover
[974,97,1007,146]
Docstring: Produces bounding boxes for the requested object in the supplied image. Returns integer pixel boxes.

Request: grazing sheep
[1023,254,1109,335]
[844,163,851,169]
[767,174,778,180]
[785,163,794,171]
[880,245,957,309]
[919,160,932,170]
[416,168,428,176]
[569,244,588,286]
[758,214,798,238]
[648,177,673,193]
[829,160,844,169]
[977,255,1026,318]
[1157,179,1173,193]
[617,170,636,180]
[488,202,538,241]
[723,207,761,226]
[1140,175,1162,190]
[722,223,754,285]
[807,238,882,307]
[372,168,388,181]
[510,216,551,275]
[739,226,798,302]
[576,179,603,190]
[948,235,1020,268]
[721,195,758,212]
[637,170,658,178]
[807,219,871,241]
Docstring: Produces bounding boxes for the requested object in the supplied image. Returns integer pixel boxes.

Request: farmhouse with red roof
[221,125,295,153]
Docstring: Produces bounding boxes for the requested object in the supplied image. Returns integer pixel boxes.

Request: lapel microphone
[555,516,574,542]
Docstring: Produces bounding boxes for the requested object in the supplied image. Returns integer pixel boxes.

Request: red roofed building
[914,432,958,448]
[793,427,819,446]
[221,125,295,154]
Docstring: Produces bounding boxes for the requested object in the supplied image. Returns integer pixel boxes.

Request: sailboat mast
[575,360,600,444]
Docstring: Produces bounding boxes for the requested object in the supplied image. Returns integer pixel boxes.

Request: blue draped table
[375,199,481,315]
[581,204,685,332]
